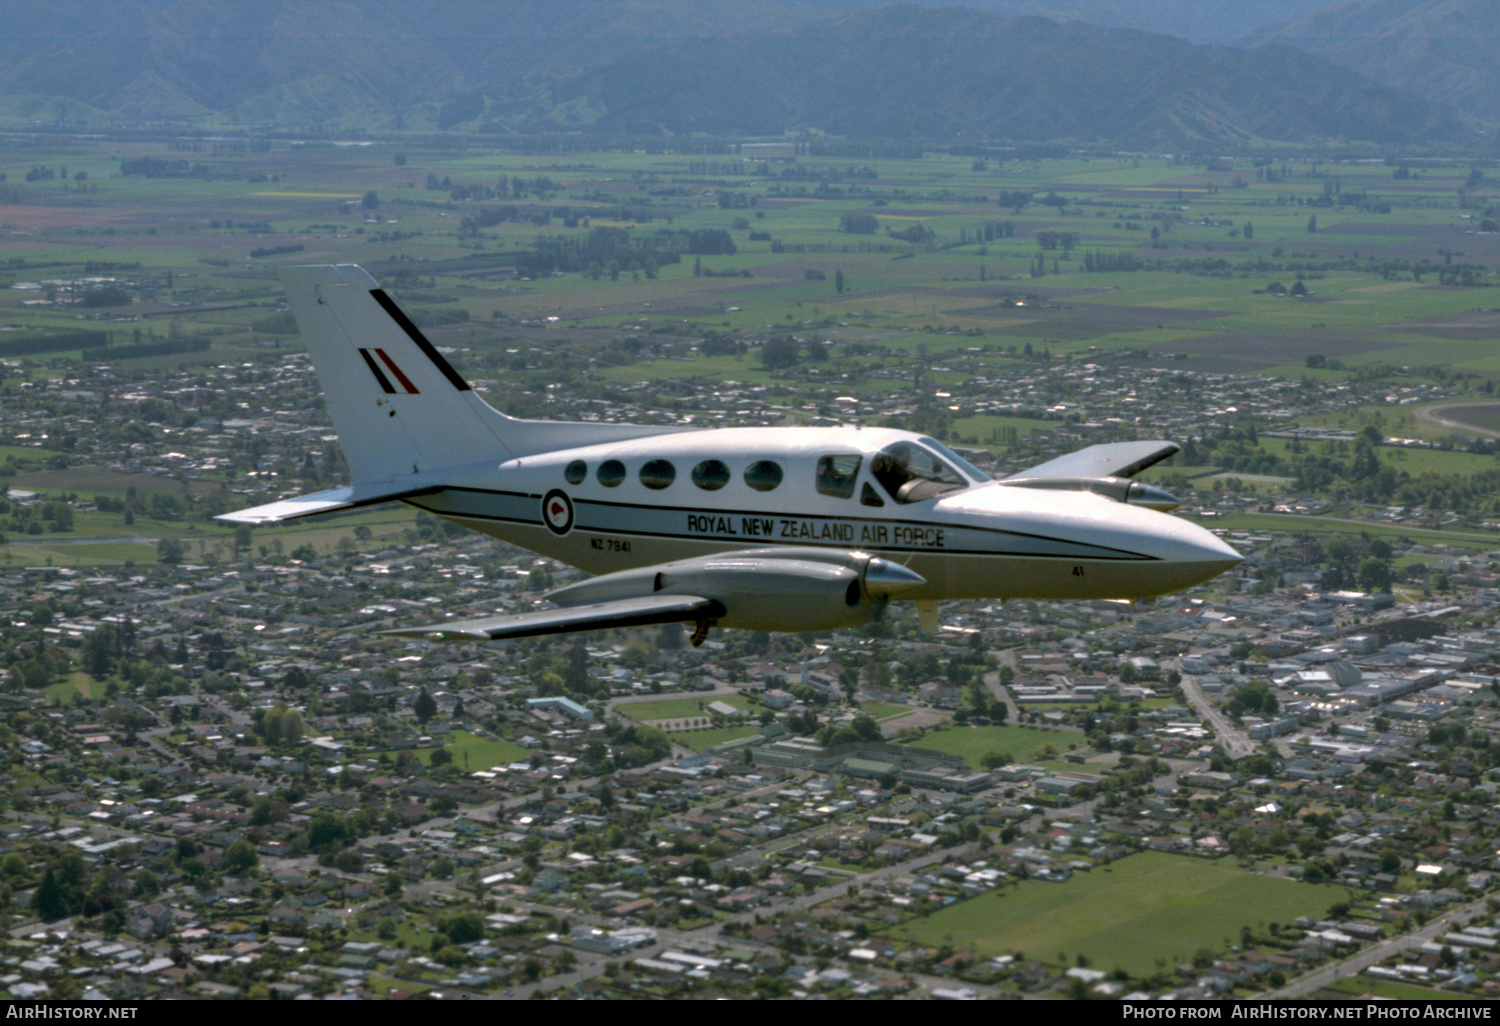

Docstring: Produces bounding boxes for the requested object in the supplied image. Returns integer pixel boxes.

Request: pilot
[871,445,910,497]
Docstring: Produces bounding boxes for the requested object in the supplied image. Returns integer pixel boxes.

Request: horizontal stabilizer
[376,594,727,642]
[216,482,440,525]
[1005,440,1180,482]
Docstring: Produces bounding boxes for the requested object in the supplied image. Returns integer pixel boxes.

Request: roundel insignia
[542,489,574,536]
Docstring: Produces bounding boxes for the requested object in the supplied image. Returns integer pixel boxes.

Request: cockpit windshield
[917,437,990,484]
[871,440,973,504]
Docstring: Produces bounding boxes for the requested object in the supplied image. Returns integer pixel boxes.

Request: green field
[1324,976,1477,1001]
[909,724,1079,770]
[617,695,751,722]
[860,702,915,721]
[675,724,764,754]
[410,730,532,773]
[0,499,426,567]
[889,851,1351,977]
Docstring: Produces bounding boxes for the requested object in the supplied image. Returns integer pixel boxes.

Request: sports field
[409,730,532,772]
[888,851,1350,977]
[909,723,1077,770]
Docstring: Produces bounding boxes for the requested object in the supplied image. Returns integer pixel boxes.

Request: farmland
[2,137,1500,569]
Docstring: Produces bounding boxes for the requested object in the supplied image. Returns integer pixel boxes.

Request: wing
[1004,440,1180,481]
[376,548,925,645]
[218,482,442,525]
[377,595,725,642]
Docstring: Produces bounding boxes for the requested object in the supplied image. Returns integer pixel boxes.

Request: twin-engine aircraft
[220,265,1241,645]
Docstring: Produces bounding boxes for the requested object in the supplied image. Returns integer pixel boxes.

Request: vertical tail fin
[280,264,514,483]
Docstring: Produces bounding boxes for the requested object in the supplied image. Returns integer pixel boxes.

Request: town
[5,324,1500,1001]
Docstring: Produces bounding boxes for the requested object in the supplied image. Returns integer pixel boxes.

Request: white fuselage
[403,425,1241,603]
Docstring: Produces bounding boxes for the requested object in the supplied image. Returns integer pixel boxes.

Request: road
[1175,660,1257,761]
[1262,893,1497,999]
[1413,401,1500,440]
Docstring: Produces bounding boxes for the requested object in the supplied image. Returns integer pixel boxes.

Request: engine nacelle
[1000,474,1181,512]
[545,548,925,633]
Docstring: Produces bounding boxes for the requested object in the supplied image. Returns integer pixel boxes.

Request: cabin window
[816,454,862,499]
[743,460,783,492]
[860,482,885,508]
[597,459,626,488]
[639,459,676,490]
[871,441,967,504]
[564,460,586,485]
[691,459,731,491]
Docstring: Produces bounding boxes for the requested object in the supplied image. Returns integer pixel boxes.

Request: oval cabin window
[639,459,676,490]
[743,460,783,492]
[564,460,586,485]
[597,459,626,488]
[691,459,731,491]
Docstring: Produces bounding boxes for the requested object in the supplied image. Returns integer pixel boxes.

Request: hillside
[566,7,1469,145]
[0,0,1474,146]
[1245,0,1500,126]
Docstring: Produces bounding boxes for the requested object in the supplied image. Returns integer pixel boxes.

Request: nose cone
[1126,480,1182,512]
[1051,499,1243,595]
[1161,520,1243,589]
[864,557,926,597]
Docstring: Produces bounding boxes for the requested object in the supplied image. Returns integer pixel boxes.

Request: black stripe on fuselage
[368,289,472,392]
[404,487,1160,562]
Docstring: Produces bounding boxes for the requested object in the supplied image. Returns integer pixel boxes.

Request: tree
[362,191,379,211]
[223,839,259,874]
[633,725,672,761]
[34,867,66,921]
[564,643,590,692]
[761,336,800,370]
[250,796,279,826]
[1358,557,1393,594]
[839,212,878,234]
[156,537,185,564]
[439,911,484,944]
[835,270,845,294]
[414,689,438,724]
[1307,215,1317,233]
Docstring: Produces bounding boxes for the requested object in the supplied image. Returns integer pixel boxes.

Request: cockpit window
[871,441,970,503]
[816,454,862,499]
[917,436,989,482]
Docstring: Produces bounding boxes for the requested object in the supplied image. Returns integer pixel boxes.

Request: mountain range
[0,0,1490,148]
[1246,0,1500,127]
